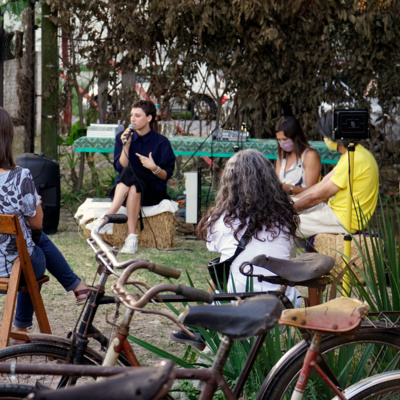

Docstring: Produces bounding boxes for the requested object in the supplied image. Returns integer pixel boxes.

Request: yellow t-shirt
[328,144,379,232]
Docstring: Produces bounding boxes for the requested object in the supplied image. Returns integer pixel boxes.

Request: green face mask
[324,137,338,152]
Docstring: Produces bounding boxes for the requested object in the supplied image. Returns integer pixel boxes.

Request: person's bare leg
[125,185,141,234]
[106,183,130,214]
[121,186,141,254]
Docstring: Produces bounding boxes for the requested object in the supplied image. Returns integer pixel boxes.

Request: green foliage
[48,0,400,139]
[58,121,87,171]
[331,196,400,312]
[171,111,193,120]
[66,120,87,145]
[1,0,28,18]
[172,381,200,400]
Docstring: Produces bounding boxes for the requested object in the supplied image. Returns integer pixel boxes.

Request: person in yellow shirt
[293,112,379,238]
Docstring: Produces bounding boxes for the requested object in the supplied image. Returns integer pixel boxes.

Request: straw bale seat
[75,198,178,249]
[312,233,381,283]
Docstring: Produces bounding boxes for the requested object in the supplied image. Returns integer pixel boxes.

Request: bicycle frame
[290,332,346,400]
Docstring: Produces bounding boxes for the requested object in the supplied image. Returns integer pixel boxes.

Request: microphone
[123,124,135,144]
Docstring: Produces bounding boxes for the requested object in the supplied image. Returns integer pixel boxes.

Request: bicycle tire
[332,371,400,400]
[0,343,129,389]
[257,327,400,400]
[0,384,35,399]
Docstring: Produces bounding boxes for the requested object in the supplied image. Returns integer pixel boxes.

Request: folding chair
[0,214,51,348]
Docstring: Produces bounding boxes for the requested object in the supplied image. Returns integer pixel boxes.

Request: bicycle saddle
[179,294,283,340]
[240,253,335,283]
[279,297,369,333]
[26,360,175,400]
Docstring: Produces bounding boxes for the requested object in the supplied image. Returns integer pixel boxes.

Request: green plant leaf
[127,335,196,368]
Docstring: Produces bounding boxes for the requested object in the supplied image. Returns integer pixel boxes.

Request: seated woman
[105,100,175,254]
[0,107,88,338]
[197,149,301,304]
[275,115,321,196]
[171,149,301,350]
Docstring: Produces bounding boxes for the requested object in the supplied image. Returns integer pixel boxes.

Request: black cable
[169,130,212,180]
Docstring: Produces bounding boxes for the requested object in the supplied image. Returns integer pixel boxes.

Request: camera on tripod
[333,109,369,142]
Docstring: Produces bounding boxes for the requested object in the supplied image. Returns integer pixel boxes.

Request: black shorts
[114,166,169,207]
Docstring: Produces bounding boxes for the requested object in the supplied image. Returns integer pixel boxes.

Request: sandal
[11,327,32,345]
[74,288,91,305]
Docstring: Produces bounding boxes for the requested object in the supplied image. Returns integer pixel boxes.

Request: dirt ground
[0,205,189,367]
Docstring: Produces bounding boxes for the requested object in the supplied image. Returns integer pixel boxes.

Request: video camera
[333,109,369,142]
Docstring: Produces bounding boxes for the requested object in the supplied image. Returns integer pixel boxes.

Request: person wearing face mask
[275,116,321,196]
[292,111,379,238]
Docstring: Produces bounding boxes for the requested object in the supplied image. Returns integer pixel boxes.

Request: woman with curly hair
[196,149,301,304]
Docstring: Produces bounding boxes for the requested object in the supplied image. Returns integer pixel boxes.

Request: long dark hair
[131,100,156,128]
[196,149,299,243]
[0,107,16,170]
[275,115,310,159]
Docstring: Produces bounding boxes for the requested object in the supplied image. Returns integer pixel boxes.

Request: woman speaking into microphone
[105,100,175,254]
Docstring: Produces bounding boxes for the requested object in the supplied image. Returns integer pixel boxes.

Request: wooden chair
[0,214,51,348]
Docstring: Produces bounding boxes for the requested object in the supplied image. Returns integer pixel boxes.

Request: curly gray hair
[197,149,299,243]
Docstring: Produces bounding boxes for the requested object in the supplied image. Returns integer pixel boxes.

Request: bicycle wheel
[0,384,35,399]
[332,371,400,400]
[257,327,400,400]
[0,343,102,388]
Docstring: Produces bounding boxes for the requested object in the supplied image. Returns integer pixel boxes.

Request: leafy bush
[333,196,400,312]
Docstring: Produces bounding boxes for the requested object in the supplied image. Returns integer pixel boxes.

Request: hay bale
[81,212,175,249]
[312,233,380,283]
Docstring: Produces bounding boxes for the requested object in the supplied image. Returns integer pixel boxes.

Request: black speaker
[16,153,60,234]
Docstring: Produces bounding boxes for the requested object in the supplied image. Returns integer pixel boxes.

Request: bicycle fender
[261,337,310,393]
[23,334,104,364]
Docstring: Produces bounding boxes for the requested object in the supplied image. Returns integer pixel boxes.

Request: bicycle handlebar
[176,285,214,303]
[114,263,214,308]
[90,214,175,279]
[103,214,129,225]
[149,263,181,279]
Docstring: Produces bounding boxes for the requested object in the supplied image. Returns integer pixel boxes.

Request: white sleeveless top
[278,149,310,188]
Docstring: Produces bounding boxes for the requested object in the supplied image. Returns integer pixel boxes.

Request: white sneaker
[121,233,139,254]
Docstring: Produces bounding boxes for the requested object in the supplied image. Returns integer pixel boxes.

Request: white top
[207,215,301,307]
[278,149,309,187]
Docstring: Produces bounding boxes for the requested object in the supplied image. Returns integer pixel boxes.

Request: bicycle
[0,213,290,390]
[0,214,335,388]
[1,278,370,400]
[0,215,141,388]
[2,214,400,399]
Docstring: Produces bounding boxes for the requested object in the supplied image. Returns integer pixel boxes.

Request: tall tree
[48,0,400,141]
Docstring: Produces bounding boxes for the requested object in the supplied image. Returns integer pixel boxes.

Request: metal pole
[342,143,355,295]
